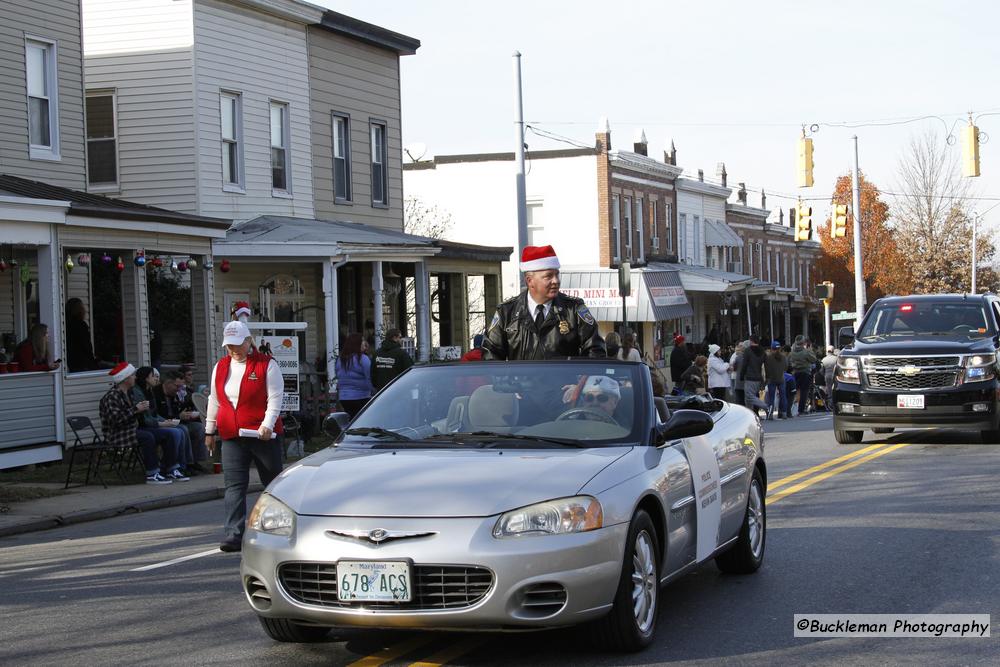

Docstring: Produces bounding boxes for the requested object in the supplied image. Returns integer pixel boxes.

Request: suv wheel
[835,429,864,444]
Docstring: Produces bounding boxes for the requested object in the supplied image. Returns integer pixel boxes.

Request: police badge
[558,320,570,334]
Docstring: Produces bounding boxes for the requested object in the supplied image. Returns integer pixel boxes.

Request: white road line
[130,548,220,572]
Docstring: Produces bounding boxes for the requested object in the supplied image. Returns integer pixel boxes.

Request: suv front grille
[867,371,958,390]
[865,356,960,369]
[278,562,493,611]
[863,355,963,391]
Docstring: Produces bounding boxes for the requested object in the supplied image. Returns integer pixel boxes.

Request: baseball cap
[222,320,251,346]
[771,340,781,349]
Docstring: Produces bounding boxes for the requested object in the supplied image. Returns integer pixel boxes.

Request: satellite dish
[404,142,427,163]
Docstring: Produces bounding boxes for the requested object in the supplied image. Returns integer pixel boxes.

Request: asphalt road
[1,415,997,666]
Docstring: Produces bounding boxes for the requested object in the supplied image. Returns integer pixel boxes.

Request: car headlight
[964,354,996,382]
[248,493,296,536]
[493,496,603,538]
[835,356,861,384]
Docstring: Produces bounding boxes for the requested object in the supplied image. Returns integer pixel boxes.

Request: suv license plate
[897,394,925,409]
[337,561,411,602]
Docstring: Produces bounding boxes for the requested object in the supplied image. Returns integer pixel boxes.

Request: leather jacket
[481,291,607,360]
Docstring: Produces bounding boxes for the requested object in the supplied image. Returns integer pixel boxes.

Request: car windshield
[340,361,647,447]
[859,302,995,339]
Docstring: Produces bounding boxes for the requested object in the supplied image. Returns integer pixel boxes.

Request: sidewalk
[0,470,265,539]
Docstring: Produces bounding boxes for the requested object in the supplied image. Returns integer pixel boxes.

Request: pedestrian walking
[707,344,731,400]
[372,328,413,391]
[789,335,818,416]
[763,341,789,420]
[739,336,769,415]
[335,333,373,417]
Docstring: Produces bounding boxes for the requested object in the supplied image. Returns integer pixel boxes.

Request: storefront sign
[259,335,299,412]
[648,286,687,307]
[561,287,637,309]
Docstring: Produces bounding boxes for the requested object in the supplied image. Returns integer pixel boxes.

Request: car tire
[715,468,766,574]
[981,429,1000,444]
[258,617,331,643]
[835,429,864,444]
[591,509,659,652]
[872,427,894,434]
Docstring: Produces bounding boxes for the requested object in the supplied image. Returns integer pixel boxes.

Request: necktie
[534,304,545,330]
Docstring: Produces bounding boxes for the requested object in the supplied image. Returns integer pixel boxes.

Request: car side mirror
[838,326,855,348]
[657,409,714,444]
[322,412,351,439]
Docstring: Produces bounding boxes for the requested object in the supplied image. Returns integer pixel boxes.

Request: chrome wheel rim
[630,530,657,634]
[747,480,765,559]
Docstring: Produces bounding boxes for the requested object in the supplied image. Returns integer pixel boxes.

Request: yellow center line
[766,443,911,505]
[768,443,888,492]
[347,636,437,667]
[408,637,491,667]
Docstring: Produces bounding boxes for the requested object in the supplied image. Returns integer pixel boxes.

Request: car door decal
[682,436,722,562]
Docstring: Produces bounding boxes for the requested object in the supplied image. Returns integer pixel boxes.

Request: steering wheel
[950,324,972,331]
[556,407,618,424]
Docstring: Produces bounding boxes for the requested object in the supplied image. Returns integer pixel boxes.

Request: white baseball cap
[582,375,621,400]
[222,320,251,346]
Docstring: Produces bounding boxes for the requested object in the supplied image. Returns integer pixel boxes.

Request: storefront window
[64,249,124,372]
[147,259,194,367]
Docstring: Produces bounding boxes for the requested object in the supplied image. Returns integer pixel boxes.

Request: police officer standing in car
[482,245,606,360]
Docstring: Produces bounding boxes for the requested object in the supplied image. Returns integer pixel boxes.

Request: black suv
[832,293,1000,444]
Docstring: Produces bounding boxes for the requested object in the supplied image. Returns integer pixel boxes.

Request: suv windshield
[859,301,996,339]
[340,361,646,447]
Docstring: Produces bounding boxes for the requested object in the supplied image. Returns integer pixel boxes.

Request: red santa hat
[108,361,136,385]
[231,301,252,320]
[520,245,560,272]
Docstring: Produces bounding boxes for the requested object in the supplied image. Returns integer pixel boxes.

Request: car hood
[268,446,633,518]
[849,336,996,356]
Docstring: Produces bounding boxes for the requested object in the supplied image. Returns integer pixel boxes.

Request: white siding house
[675,177,731,267]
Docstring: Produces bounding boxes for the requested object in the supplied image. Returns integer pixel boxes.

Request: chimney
[596,115,611,152]
[697,169,704,182]
[633,129,648,156]
[779,208,785,225]
[664,139,677,165]
[716,162,727,187]
[737,182,748,205]
[761,189,767,210]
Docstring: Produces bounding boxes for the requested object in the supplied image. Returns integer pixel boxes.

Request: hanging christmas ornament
[220,259,231,273]
[65,254,75,272]
[116,256,125,272]
[151,256,163,268]
[134,254,146,267]
[202,257,214,270]
[102,252,113,265]
[169,257,179,272]
[178,261,188,272]
[186,257,198,270]
[0,258,8,272]
[77,253,90,267]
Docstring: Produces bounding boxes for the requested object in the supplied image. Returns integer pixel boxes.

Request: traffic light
[832,203,848,238]
[797,136,814,187]
[796,202,812,242]
[963,120,981,177]
[814,282,834,301]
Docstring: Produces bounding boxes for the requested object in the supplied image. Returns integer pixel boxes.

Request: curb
[0,482,265,539]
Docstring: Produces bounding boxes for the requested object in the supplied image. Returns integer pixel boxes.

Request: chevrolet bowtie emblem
[898,365,921,376]
[327,528,438,545]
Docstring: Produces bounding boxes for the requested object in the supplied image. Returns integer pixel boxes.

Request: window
[693,215,701,265]
[220,92,243,189]
[678,213,687,262]
[612,195,621,261]
[623,196,632,259]
[748,242,754,277]
[527,201,544,246]
[651,200,659,251]
[86,91,117,188]
[370,121,388,206]
[25,37,59,160]
[64,248,125,372]
[269,101,290,194]
[636,197,644,262]
[332,113,351,202]
[666,203,673,251]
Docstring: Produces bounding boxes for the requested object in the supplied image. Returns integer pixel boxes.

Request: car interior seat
[468,385,519,432]
[654,397,670,423]
[444,396,470,432]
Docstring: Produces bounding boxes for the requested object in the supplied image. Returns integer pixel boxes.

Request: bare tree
[893,130,995,292]
[404,195,454,239]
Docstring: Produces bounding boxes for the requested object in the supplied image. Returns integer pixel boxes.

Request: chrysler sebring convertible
[241,360,766,651]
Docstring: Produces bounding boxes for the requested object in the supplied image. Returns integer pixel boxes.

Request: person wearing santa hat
[205,320,284,552]
[231,301,252,323]
[98,362,178,484]
[481,245,606,360]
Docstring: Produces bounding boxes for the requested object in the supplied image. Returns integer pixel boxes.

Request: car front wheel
[258,617,331,643]
[592,509,659,652]
[835,429,864,444]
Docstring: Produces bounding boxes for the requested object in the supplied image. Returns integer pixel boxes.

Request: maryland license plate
[897,394,925,409]
[337,561,411,602]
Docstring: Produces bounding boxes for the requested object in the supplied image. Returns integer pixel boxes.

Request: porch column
[784,303,792,343]
[456,273,469,349]
[801,309,809,340]
[323,258,340,373]
[372,261,384,349]
[189,256,216,386]
[39,232,64,443]
[414,260,431,362]
[484,273,501,320]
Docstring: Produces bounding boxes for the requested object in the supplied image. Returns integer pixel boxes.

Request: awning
[558,268,693,322]
[650,262,754,293]
[705,219,744,248]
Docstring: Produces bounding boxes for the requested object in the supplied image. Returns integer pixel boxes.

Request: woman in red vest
[205,320,284,553]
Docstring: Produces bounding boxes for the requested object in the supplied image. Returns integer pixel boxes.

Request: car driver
[577,375,621,418]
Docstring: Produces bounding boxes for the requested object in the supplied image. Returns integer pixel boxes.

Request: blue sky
[322,0,1000,231]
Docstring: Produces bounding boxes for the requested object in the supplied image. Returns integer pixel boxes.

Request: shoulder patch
[578,304,595,326]
[489,311,501,331]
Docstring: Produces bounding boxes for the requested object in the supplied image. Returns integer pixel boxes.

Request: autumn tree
[892,131,998,293]
[816,172,912,312]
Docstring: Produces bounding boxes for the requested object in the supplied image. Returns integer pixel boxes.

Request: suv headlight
[835,356,861,384]
[493,496,603,538]
[248,493,296,536]
[964,354,996,382]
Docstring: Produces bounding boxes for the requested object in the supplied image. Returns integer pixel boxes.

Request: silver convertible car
[242,360,766,651]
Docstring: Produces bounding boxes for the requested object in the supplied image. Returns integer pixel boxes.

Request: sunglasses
[582,393,611,404]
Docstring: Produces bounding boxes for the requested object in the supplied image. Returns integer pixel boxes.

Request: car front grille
[863,355,963,391]
[867,371,959,390]
[278,562,494,611]
[865,356,961,369]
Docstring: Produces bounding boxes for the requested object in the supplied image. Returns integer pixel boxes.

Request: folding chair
[64,416,112,489]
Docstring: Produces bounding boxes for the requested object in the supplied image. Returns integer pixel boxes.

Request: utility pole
[972,212,979,293]
[513,51,528,265]
[851,136,865,331]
